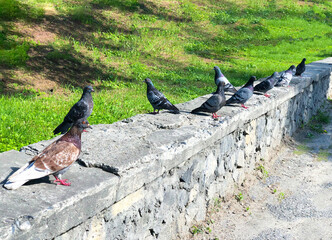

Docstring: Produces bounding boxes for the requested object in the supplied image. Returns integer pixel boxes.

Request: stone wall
[0,58,331,240]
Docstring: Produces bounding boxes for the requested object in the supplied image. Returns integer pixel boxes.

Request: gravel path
[186,102,332,240]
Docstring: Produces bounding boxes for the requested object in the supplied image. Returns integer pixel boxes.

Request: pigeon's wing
[228,88,252,104]
[147,89,163,106]
[254,80,270,92]
[194,95,221,113]
[34,140,80,172]
[225,83,237,93]
[65,100,89,122]
[205,95,221,109]
[275,73,286,86]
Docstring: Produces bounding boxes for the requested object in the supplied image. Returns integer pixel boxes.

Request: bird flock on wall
[3,58,306,190]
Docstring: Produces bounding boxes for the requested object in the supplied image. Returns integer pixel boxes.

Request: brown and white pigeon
[144,78,180,114]
[53,86,94,135]
[254,72,278,98]
[191,82,226,119]
[295,58,306,77]
[4,120,92,190]
[214,66,237,93]
[226,76,256,109]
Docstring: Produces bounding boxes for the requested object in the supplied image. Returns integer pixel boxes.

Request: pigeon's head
[302,58,306,62]
[83,85,94,94]
[213,66,223,76]
[289,65,296,70]
[144,78,153,85]
[245,76,256,86]
[75,120,92,133]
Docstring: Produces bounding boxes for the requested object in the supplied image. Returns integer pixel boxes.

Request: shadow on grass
[0,0,331,96]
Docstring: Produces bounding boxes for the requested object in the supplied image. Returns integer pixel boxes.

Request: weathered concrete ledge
[0,58,332,240]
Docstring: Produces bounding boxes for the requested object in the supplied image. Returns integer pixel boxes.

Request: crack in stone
[77,159,120,177]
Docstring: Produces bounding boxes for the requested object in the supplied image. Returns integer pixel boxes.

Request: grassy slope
[0,0,331,152]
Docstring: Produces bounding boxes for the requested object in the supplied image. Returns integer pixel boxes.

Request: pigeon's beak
[91,88,95,92]
[83,124,92,132]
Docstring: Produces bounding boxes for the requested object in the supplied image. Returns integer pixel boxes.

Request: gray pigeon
[144,78,180,114]
[214,66,237,93]
[275,65,295,87]
[226,76,256,109]
[254,72,278,98]
[191,82,226,119]
[295,58,306,76]
[54,86,94,135]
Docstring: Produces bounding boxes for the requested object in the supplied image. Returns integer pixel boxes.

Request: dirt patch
[15,21,56,44]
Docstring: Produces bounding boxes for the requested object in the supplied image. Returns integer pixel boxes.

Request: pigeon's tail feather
[3,161,50,190]
[3,180,29,190]
[169,105,180,114]
[228,86,237,93]
[53,121,72,135]
[191,107,205,114]
[226,98,234,105]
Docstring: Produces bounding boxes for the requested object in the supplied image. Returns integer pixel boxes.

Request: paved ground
[186,101,332,240]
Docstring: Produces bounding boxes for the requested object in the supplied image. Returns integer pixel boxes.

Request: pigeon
[3,120,92,190]
[53,86,94,135]
[275,65,296,87]
[144,78,180,114]
[254,72,278,98]
[226,76,256,109]
[214,66,237,93]
[191,82,226,119]
[295,58,306,77]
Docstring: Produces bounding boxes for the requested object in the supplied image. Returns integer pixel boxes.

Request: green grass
[293,144,310,155]
[317,149,330,162]
[0,0,332,152]
[308,110,330,133]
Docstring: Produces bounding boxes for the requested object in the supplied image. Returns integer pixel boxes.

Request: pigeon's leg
[212,113,221,119]
[264,93,271,98]
[54,176,71,186]
[241,104,248,109]
[150,109,158,114]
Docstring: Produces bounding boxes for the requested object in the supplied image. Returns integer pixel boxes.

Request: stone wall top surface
[0,58,331,239]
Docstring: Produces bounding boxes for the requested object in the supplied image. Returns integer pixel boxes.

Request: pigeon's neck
[244,80,254,88]
[146,82,155,92]
[247,85,254,91]
[269,74,278,84]
[61,127,82,150]
[215,70,223,79]
[81,92,92,101]
[216,84,225,96]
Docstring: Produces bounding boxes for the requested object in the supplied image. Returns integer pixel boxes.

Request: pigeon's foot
[264,93,271,98]
[212,113,221,119]
[241,104,248,109]
[54,177,71,186]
